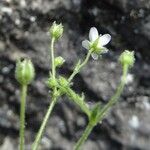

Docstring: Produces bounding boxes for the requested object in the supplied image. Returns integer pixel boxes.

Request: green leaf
[90,102,102,125]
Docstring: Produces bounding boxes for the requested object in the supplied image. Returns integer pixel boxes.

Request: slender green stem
[50,51,92,145]
[58,86,90,117]
[79,50,92,69]
[74,122,94,150]
[32,36,58,150]
[50,37,57,98]
[32,97,57,150]
[68,50,91,82]
[97,64,128,121]
[50,37,56,79]
[20,85,27,150]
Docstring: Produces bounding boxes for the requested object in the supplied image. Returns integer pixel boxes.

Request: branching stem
[74,64,128,149]
[32,37,58,150]
[74,122,94,150]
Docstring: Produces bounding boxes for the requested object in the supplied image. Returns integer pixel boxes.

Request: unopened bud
[119,50,135,68]
[47,77,57,89]
[54,56,65,67]
[58,76,69,87]
[15,59,35,85]
[50,21,63,39]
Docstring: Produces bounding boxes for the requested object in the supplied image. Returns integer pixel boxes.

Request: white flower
[82,27,111,60]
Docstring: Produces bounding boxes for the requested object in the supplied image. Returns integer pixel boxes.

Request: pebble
[128,115,140,129]
[126,73,134,84]
[1,7,12,15]
[143,97,150,110]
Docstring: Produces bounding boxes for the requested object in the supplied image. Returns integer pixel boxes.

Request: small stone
[0,137,14,150]
[30,16,36,22]
[15,19,21,25]
[0,41,5,52]
[1,7,12,15]
[143,97,150,110]
[41,137,52,149]
[126,73,134,84]
[128,115,140,129]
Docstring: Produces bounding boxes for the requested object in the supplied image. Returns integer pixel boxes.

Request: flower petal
[89,27,99,42]
[99,34,111,46]
[101,47,109,54]
[82,40,90,50]
[91,53,99,60]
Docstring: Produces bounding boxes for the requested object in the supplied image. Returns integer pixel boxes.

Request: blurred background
[0,0,150,149]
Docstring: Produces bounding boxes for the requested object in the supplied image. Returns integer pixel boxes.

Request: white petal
[99,34,111,46]
[101,47,109,53]
[89,27,99,42]
[82,40,90,50]
[91,53,99,60]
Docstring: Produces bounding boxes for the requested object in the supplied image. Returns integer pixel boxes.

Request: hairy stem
[97,64,128,121]
[19,85,27,150]
[74,122,94,150]
[68,51,91,82]
[51,37,56,79]
[32,97,57,150]
[32,37,58,150]
[58,85,90,117]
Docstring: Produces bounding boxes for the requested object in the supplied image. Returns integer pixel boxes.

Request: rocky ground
[0,0,150,150]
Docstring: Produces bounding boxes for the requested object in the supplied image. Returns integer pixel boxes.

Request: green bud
[15,58,35,85]
[47,77,58,89]
[58,76,69,87]
[119,50,135,68]
[54,56,65,67]
[50,21,63,39]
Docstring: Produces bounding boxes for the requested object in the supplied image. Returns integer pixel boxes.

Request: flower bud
[58,76,69,87]
[54,56,65,67]
[15,59,35,85]
[50,21,63,39]
[119,50,135,68]
[47,77,58,89]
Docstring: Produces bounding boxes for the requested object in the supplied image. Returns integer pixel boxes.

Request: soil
[0,0,150,150]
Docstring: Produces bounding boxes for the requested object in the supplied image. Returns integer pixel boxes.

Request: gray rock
[0,0,150,150]
[104,0,150,12]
